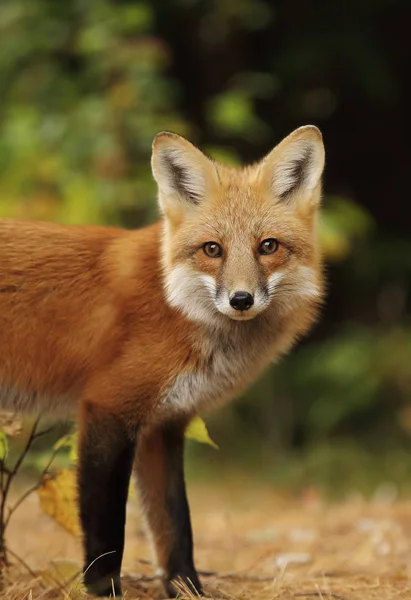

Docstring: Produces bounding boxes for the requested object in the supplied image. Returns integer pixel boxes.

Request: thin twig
[0,464,11,478]
[4,446,60,528]
[294,593,347,600]
[32,426,55,440]
[6,547,45,587]
[0,461,7,492]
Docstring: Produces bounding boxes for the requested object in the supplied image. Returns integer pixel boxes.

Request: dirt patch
[3,480,411,598]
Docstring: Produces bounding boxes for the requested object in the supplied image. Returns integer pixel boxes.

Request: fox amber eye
[203,242,222,258]
[258,238,279,255]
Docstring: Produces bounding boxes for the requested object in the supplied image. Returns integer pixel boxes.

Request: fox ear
[151,132,217,211]
[260,126,325,205]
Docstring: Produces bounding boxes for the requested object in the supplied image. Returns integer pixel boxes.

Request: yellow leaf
[0,428,8,460]
[37,469,81,536]
[54,431,78,463]
[185,417,218,449]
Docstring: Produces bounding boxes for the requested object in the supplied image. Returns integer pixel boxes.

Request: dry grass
[3,479,411,599]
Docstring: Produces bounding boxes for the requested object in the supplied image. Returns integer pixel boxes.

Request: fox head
[151,126,325,326]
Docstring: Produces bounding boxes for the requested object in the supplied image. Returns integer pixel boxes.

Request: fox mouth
[214,298,268,322]
[225,310,258,321]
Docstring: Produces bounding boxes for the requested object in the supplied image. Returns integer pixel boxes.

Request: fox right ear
[259,125,325,206]
[151,132,217,212]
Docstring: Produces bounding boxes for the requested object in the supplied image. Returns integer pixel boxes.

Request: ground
[3,478,411,599]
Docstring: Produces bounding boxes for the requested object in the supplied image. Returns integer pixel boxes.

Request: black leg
[163,420,202,597]
[78,403,137,597]
[134,419,202,597]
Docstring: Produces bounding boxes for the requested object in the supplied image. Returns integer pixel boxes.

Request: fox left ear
[260,126,325,205]
[151,132,218,213]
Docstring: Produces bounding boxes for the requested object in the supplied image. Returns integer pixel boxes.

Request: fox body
[0,126,325,596]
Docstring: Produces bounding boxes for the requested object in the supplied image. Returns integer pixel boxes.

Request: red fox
[0,125,325,597]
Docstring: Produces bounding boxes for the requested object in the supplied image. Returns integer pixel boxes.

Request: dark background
[1,0,410,495]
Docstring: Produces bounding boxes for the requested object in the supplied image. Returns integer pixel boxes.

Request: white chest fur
[160,320,278,417]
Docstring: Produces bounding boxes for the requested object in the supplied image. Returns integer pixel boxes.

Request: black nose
[229,291,254,311]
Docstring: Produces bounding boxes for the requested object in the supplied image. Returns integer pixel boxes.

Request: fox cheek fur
[0,125,325,597]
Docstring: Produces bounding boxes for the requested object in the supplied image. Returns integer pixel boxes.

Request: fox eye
[258,238,279,255]
[203,242,223,258]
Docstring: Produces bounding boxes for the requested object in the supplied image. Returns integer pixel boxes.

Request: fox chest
[161,338,267,416]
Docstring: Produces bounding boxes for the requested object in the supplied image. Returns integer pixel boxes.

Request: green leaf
[185,417,218,449]
[54,431,78,463]
[320,195,375,262]
[209,91,255,134]
[319,213,350,261]
[117,3,153,33]
[0,427,8,461]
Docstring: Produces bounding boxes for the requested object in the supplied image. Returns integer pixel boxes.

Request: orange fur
[0,219,198,420]
[0,126,326,596]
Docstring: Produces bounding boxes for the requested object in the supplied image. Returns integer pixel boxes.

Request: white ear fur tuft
[151,132,216,211]
[261,126,325,203]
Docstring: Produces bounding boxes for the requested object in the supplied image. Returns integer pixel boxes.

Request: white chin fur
[217,307,259,321]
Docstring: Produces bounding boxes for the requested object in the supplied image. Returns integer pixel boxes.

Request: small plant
[0,412,59,585]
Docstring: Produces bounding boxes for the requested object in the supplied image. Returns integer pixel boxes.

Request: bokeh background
[1,0,410,497]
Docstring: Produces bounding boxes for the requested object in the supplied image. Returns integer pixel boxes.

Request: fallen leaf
[37,468,81,536]
[185,417,218,449]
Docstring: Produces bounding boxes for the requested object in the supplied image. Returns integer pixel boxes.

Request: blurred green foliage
[0,0,189,226]
[0,0,410,490]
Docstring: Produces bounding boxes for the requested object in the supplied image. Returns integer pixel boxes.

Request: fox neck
[159,299,300,418]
